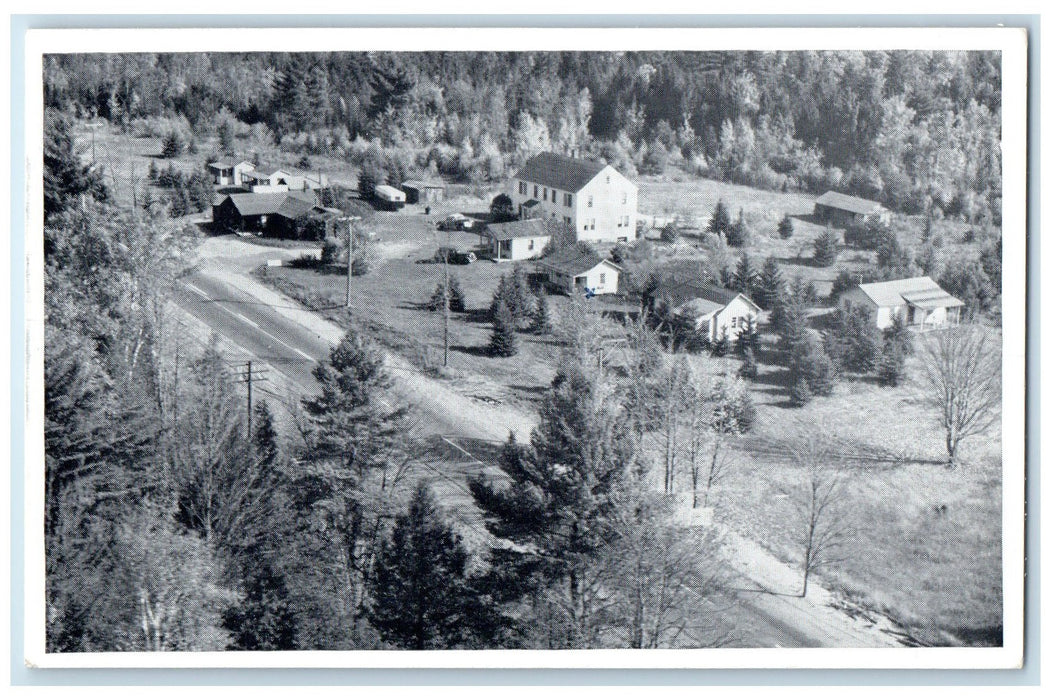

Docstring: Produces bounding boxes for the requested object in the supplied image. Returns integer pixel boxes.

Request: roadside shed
[401,180,445,204]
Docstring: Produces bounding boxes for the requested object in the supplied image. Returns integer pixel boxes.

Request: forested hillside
[44,50,1001,222]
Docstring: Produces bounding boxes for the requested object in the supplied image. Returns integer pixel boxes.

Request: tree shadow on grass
[450,343,496,358]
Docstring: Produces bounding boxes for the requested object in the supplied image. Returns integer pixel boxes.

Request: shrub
[738,347,759,381]
[659,222,679,243]
[812,228,840,267]
[829,270,860,304]
[710,378,757,434]
[321,237,343,266]
[489,193,516,223]
[710,332,730,358]
[789,376,813,406]
[777,214,794,239]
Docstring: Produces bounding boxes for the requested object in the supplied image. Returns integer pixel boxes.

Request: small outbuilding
[839,276,964,330]
[484,219,551,262]
[537,248,620,296]
[814,191,890,227]
[207,160,255,186]
[652,279,762,343]
[373,185,407,210]
[401,180,445,204]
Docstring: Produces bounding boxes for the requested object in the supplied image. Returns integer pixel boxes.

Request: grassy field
[709,330,1003,646]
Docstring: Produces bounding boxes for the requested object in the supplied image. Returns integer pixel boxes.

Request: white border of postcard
[22,25,1028,669]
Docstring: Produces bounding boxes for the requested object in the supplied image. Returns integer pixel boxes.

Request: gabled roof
[655,279,762,314]
[220,190,315,217]
[485,219,550,241]
[539,248,620,276]
[275,196,320,219]
[855,276,963,309]
[815,190,883,215]
[513,152,610,193]
[402,180,444,189]
[207,161,233,170]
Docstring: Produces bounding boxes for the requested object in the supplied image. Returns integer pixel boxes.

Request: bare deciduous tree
[791,433,855,598]
[917,325,1002,468]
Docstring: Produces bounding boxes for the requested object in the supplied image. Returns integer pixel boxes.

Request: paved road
[169,260,889,649]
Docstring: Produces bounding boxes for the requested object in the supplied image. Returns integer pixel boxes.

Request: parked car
[437,213,469,231]
[433,247,476,264]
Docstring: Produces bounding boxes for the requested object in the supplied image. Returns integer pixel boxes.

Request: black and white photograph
[22,25,1027,668]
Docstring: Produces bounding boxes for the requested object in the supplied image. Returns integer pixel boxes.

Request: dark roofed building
[538,248,621,296]
[212,190,335,238]
[652,278,762,343]
[513,152,608,194]
[814,190,889,227]
[484,219,551,261]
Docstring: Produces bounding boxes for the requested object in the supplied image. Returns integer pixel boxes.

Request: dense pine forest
[44,50,1002,221]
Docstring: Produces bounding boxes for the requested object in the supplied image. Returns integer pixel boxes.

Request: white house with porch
[484,219,551,261]
[654,279,762,342]
[538,248,621,296]
[509,152,638,244]
[839,276,964,330]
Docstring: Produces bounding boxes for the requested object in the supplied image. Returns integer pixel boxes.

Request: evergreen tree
[735,317,760,357]
[43,109,107,222]
[725,207,749,247]
[710,331,730,358]
[883,314,914,357]
[824,304,884,374]
[223,559,297,651]
[788,334,837,398]
[489,299,518,357]
[878,338,907,387]
[161,130,186,159]
[756,256,784,310]
[217,120,235,154]
[532,289,552,334]
[707,199,731,236]
[732,252,758,298]
[365,483,511,650]
[777,214,794,239]
[469,362,637,647]
[812,227,840,267]
[790,376,813,406]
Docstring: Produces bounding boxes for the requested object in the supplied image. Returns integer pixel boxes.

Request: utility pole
[340,215,362,309]
[235,361,269,442]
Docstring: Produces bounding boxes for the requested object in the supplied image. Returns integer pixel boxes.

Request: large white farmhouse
[509,152,638,244]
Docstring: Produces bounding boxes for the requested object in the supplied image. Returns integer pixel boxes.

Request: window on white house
[534,185,539,198]
[528,240,535,250]
[588,195,593,207]
[543,187,548,199]
[599,273,606,284]
[606,175,610,183]
[564,193,572,206]
[564,216,571,225]
[622,192,627,204]
[731,317,737,329]
[552,189,558,203]
[519,181,527,195]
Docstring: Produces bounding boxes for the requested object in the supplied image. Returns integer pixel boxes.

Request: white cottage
[654,279,762,342]
[484,219,551,262]
[510,152,638,244]
[538,248,621,296]
[839,276,964,330]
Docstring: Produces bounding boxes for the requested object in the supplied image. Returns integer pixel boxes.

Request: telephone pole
[340,215,362,309]
[235,361,269,441]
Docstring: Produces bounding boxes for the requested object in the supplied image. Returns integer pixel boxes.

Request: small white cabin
[374,185,406,210]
